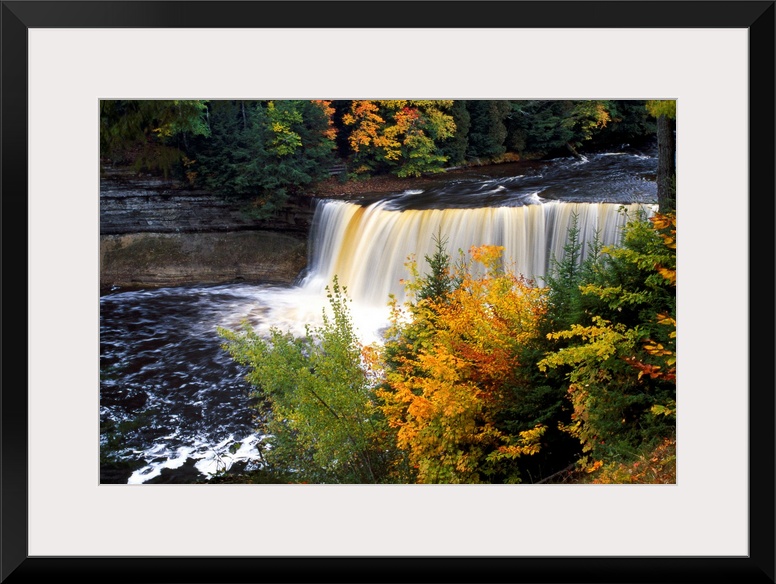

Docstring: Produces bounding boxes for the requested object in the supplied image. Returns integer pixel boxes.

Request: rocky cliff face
[100,168,314,290]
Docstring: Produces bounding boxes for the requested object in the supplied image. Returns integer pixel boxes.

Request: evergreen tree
[440,99,470,165]
[465,100,511,159]
[188,100,336,218]
[417,231,455,302]
[508,100,613,159]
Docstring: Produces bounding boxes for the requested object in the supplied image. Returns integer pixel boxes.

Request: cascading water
[100,149,658,483]
[300,198,654,307]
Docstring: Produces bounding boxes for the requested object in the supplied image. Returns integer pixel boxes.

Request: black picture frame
[2,1,774,582]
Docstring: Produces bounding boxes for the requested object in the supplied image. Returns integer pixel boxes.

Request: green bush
[218,278,397,483]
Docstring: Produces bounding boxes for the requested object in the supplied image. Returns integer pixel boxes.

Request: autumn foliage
[219,210,676,484]
[343,100,456,177]
[376,245,549,483]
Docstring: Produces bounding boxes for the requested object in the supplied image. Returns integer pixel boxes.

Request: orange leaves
[586,460,604,473]
[623,306,677,382]
[657,266,676,285]
[343,100,388,153]
[650,213,675,232]
[647,212,677,283]
[623,330,676,382]
[377,245,547,483]
[623,357,667,381]
[311,100,337,140]
[341,100,455,175]
[587,437,676,484]
[468,244,505,272]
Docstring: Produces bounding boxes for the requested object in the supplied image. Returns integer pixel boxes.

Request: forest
[100,99,676,214]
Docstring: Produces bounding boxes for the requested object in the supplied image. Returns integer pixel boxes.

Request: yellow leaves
[645,100,677,120]
[265,102,304,156]
[486,425,546,463]
[343,100,455,174]
[539,317,629,372]
[469,244,505,272]
[650,401,676,418]
[343,100,386,153]
[656,313,675,327]
[378,244,547,482]
[594,103,611,128]
[650,213,677,255]
[650,213,676,231]
[657,266,676,285]
[517,424,546,455]
[644,342,671,356]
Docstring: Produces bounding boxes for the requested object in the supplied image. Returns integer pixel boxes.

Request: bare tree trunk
[657,114,676,213]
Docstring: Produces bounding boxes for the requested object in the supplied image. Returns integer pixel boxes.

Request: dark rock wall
[100,169,314,289]
[101,231,308,289]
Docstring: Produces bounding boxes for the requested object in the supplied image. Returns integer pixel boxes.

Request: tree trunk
[657,114,676,213]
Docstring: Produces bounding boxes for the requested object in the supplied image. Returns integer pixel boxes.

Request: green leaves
[218,277,396,484]
[100,100,210,176]
[342,100,455,177]
[646,100,677,120]
[538,212,676,467]
[188,100,336,218]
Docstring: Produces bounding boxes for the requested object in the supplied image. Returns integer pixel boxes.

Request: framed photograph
[4,1,773,582]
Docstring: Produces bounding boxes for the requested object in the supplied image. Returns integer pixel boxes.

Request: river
[100,146,658,484]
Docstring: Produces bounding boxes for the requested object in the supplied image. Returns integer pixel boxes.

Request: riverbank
[307,160,527,199]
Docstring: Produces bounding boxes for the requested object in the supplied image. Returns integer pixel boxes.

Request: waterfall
[300,199,656,306]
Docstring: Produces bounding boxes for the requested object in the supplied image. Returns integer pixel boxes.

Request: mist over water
[100,149,658,483]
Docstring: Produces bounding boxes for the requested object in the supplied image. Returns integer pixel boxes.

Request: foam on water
[127,432,265,484]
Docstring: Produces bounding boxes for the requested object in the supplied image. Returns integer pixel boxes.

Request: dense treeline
[101,99,672,217]
[219,209,677,484]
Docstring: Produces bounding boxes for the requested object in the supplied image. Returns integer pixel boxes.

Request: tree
[440,100,471,165]
[537,211,676,470]
[100,100,210,176]
[466,100,511,159]
[646,100,676,212]
[542,211,605,331]
[188,100,336,218]
[377,245,549,483]
[342,100,456,177]
[218,278,397,483]
[507,100,613,159]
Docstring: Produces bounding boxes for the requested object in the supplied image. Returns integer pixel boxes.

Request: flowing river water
[100,146,659,484]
